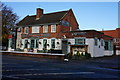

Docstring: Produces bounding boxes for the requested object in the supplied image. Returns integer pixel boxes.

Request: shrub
[15,48,24,52]
[85,52,91,59]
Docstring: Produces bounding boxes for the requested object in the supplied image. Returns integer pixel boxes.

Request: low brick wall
[1,51,65,60]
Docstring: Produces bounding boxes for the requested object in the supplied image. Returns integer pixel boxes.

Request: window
[32,26,39,33]
[31,40,34,48]
[24,40,28,48]
[24,27,29,33]
[101,39,104,46]
[51,39,55,48]
[43,39,47,48]
[61,20,69,26]
[51,25,56,33]
[104,40,113,50]
[36,39,39,48]
[43,25,48,33]
[75,38,85,45]
[104,41,109,50]
[94,38,98,46]
[18,28,22,32]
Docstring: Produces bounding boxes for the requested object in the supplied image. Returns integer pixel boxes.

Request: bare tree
[1,3,19,49]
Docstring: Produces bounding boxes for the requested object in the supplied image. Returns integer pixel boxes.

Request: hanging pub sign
[8,35,12,39]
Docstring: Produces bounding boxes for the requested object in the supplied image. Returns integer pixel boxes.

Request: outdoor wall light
[39,42,41,44]
[68,42,71,44]
[47,44,49,46]
[57,42,60,44]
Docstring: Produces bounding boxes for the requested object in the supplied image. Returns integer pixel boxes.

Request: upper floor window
[75,38,85,45]
[94,38,98,46]
[51,25,56,33]
[32,26,39,33]
[24,27,29,34]
[61,20,69,27]
[43,25,48,33]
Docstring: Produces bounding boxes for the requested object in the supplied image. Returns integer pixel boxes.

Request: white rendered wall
[16,33,21,49]
[55,39,61,50]
[116,50,120,55]
[21,39,25,49]
[68,39,75,53]
[86,39,94,57]
[104,51,113,56]
[86,38,104,57]
[93,39,104,57]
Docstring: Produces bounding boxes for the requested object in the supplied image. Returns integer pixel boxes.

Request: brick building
[100,28,120,55]
[8,8,114,57]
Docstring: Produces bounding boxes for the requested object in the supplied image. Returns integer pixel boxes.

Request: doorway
[62,40,68,54]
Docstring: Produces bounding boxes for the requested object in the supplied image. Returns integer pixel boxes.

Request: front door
[62,40,68,54]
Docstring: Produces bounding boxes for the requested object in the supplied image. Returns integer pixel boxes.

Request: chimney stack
[36,8,43,20]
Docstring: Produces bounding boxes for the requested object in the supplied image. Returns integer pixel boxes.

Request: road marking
[8,72,95,77]
[2,68,60,72]
[3,75,30,80]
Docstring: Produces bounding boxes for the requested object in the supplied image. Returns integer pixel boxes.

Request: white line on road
[2,68,60,72]
[8,72,95,77]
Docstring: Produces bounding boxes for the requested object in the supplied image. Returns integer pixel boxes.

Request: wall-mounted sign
[21,33,50,38]
[72,32,86,36]
[8,35,12,39]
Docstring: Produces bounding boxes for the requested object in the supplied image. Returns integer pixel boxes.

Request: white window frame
[51,25,56,33]
[43,25,48,33]
[101,39,104,46]
[32,26,40,33]
[94,38,98,46]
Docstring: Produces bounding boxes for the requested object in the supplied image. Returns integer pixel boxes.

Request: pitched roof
[100,28,120,38]
[17,10,68,26]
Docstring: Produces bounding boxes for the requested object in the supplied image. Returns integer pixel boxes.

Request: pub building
[8,8,113,57]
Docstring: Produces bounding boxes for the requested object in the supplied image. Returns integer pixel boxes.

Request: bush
[15,48,24,52]
[85,52,91,59]
[43,48,47,53]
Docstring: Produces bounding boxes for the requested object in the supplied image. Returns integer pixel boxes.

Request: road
[2,55,120,79]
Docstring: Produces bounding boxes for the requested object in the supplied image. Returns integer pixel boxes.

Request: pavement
[1,55,120,80]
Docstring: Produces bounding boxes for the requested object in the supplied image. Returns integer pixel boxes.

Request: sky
[4,2,118,31]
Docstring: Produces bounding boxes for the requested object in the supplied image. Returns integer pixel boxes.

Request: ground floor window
[24,40,28,48]
[43,39,47,49]
[31,40,34,48]
[36,39,39,48]
[75,38,85,45]
[51,39,55,48]
[104,40,112,50]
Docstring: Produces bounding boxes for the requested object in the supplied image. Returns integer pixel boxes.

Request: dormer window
[43,25,48,33]
[61,20,69,26]
[51,25,56,33]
